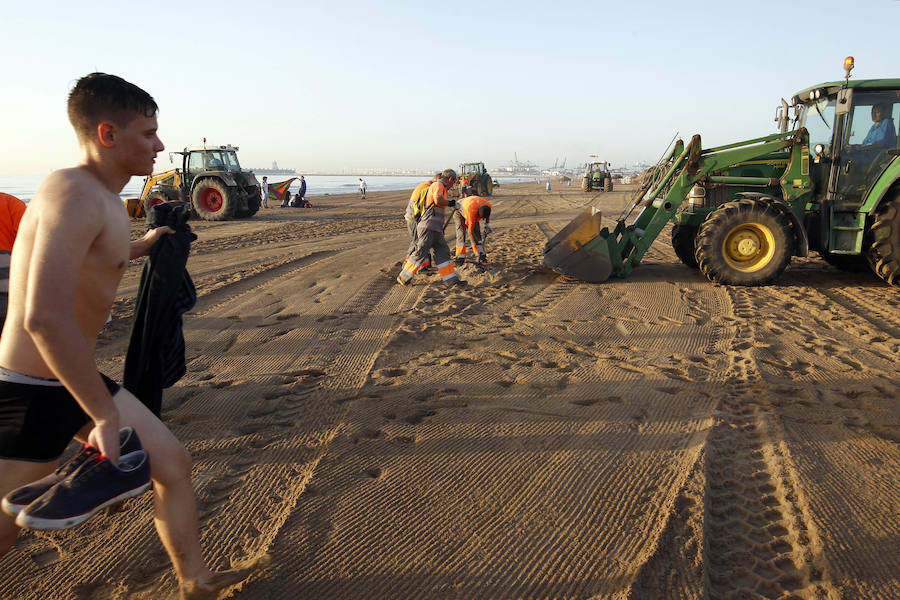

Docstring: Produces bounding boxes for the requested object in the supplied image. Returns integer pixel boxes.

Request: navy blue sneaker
[2,427,142,517]
[15,449,151,530]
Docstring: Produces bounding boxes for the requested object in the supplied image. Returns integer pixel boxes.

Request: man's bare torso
[0,167,131,378]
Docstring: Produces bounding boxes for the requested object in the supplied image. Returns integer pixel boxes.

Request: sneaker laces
[55,445,100,477]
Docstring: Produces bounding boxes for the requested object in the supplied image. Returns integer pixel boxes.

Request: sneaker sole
[15,481,151,531]
[1,497,27,517]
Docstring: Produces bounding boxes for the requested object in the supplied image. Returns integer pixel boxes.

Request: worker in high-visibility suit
[397,168,463,286]
[404,173,440,265]
[0,193,27,332]
[453,188,492,266]
[460,175,471,197]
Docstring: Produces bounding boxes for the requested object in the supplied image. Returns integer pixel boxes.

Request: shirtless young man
[0,73,254,598]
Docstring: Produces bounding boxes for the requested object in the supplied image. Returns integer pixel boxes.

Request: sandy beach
[0,181,898,599]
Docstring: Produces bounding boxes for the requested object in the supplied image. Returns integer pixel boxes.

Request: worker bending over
[453,189,492,266]
[397,169,463,286]
[404,173,440,266]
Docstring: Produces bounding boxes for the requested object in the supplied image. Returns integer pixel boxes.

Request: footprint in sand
[405,409,437,425]
[571,398,600,407]
[363,467,384,479]
[29,547,61,567]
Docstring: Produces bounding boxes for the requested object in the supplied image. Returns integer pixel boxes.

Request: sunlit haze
[1,0,896,176]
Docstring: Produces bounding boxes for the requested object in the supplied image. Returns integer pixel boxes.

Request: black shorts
[0,371,120,462]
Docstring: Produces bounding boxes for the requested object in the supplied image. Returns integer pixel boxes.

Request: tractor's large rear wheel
[695,199,794,285]
[671,224,699,268]
[581,177,590,192]
[192,179,236,221]
[484,177,493,196]
[604,177,613,192]
[866,191,900,285]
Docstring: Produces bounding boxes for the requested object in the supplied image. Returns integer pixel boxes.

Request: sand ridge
[0,182,898,599]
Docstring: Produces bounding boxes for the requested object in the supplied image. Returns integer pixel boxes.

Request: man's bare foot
[180,555,270,599]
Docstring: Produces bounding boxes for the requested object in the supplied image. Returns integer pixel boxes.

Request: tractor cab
[182,145,244,175]
[793,79,900,208]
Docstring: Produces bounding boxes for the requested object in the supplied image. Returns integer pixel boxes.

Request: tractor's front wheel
[695,199,794,285]
[671,224,699,269]
[581,177,590,192]
[144,189,176,215]
[192,179,236,221]
[484,177,493,196]
[866,191,900,285]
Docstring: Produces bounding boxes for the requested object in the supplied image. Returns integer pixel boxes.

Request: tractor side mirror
[836,88,853,116]
[775,99,789,133]
[169,153,174,164]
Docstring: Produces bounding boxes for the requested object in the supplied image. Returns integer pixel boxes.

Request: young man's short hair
[67,73,158,140]
[478,205,491,219]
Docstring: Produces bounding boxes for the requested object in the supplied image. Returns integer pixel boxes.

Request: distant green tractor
[545,57,900,287]
[140,143,261,221]
[582,162,613,192]
[457,161,494,197]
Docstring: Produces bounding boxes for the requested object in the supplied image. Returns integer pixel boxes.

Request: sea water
[0,173,536,204]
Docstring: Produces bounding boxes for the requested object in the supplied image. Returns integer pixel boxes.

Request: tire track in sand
[702,286,836,599]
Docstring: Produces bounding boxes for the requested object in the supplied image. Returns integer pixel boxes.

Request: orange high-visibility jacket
[0,193,26,252]
[460,195,491,236]
[418,180,451,232]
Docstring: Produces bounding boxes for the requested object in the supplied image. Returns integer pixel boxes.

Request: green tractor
[544,57,900,287]
[582,161,613,192]
[456,161,494,197]
[140,143,261,221]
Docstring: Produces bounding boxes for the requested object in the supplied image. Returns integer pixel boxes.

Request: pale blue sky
[1,0,896,175]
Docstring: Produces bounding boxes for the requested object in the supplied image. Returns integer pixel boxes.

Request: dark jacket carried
[123,204,197,417]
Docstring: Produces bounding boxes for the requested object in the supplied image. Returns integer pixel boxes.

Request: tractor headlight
[687,184,706,208]
[814,143,825,156]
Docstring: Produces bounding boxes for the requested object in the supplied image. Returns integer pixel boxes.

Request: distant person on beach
[397,168,463,286]
[291,175,309,207]
[453,187,492,266]
[0,193,27,334]
[0,73,257,598]
[359,178,367,199]
[261,176,270,208]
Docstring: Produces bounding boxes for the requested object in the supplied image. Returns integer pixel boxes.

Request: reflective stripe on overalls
[436,260,458,283]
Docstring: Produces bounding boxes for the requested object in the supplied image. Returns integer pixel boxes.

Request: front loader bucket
[542,207,612,283]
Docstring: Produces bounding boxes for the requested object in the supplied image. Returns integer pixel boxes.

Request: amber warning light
[843,56,855,79]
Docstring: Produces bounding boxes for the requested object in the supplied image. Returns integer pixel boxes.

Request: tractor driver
[849,102,897,150]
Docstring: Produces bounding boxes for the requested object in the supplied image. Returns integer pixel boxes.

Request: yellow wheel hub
[722,222,775,272]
